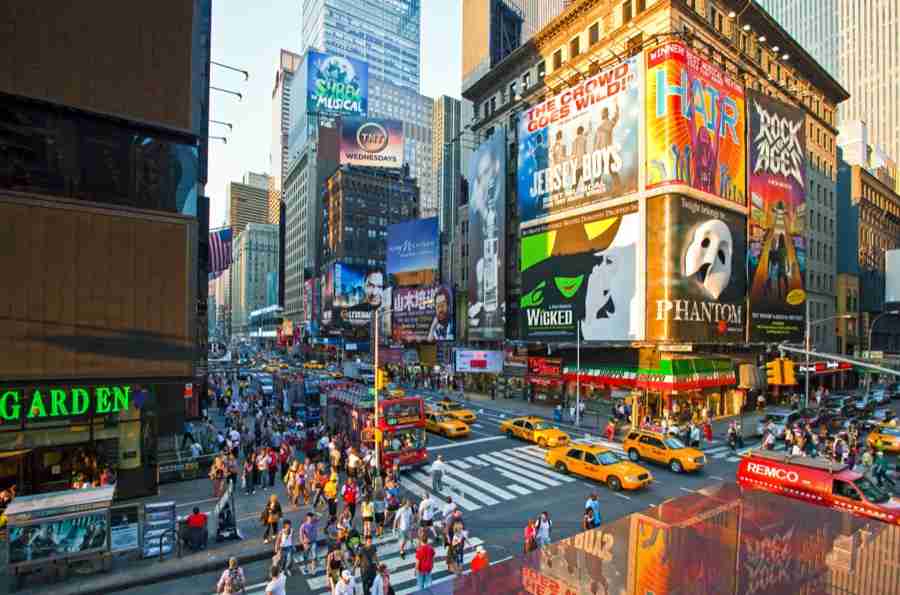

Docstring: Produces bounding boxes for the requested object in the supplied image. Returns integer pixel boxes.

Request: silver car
[756,409,802,439]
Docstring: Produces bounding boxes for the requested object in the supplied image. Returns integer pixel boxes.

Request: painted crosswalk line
[428,464,518,501]
[473,453,563,487]
[414,468,501,506]
[406,472,484,511]
[449,459,473,469]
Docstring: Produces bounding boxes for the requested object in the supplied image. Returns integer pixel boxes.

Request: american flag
[209,228,233,273]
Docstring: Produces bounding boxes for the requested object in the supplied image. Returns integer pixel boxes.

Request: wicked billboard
[467,134,506,340]
[517,55,641,223]
[746,90,807,342]
[520,202,641,342]
[391,285,454,343]
[645,41,746,207]
[646,195,747,343]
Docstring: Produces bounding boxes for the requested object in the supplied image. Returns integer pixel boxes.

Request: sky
[207,0,462,228]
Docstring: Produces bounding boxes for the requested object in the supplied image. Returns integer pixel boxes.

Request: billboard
[646,195,747,342]
[326,263,384,332]
[386,217,440,286]
[517,55,641,223]
[646,41,747,206]
[454,349,503,373]
[391,284,455,343]
[519,202,641,341]
[339,117,403,168]
[467,134,506,340]
[747,90,808,342]
[306,50,368,117]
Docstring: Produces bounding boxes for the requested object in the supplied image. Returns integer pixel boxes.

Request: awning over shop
[563,358,736,391]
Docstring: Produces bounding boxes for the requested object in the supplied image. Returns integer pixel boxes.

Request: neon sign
[0,385,132,422]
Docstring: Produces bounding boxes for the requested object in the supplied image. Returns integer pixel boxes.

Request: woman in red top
[267,448,278,488]
[523,519,536,554]
[703,421,713,445]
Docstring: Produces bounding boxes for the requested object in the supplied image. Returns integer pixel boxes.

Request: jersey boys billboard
[646,195,747,342]
[391,285,455,343]
[339,117,403,168]
[386,217,440,286]
[517,55,641,223]
[467,135,506,340]
[307,50,368,117]
[520,202,641,341]
[746,90,807,342]
[646,41,746,207]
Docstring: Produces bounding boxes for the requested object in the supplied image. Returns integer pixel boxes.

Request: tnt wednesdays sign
[0,385,133,423]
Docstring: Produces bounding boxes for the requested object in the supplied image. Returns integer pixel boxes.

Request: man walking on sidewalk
[431,455,445,493]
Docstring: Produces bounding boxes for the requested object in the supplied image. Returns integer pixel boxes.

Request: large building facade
[433,95,475,237]
[269,50,303,226]
[227,173,270,238]
[462,0,847,412]
[230,224,280,337]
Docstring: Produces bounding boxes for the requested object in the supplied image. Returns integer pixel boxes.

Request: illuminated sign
[0,385,132,422]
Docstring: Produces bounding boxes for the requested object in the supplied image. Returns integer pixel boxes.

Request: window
[509,81,517,102]
[589,22,600,45]
[565,449,584,461]
[523,71,531,89]
[553,49,563,70]
[490,96,496,114]
[570,36,580,58]
[537,60,546,79]
[583,453,600,466]
[623,0,633,23]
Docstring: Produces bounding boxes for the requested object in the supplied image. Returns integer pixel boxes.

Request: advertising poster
[645,195,747,342]
[517,55,641,223]
[386,217,440,286]
[520,202,641,341]
[306,50,368,116]
[9,513,109,563]
[645,41,747,206]
[321,268,334,328]
[467,134,506,340]
[746,90,807,342]
[391,284,454,343]
[454,349,504,373]
[327,263,384,333]
[339,117,403,168]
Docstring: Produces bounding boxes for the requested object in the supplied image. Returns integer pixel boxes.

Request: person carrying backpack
[216,557,246,594]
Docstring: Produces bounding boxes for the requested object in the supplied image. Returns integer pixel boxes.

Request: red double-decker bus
[324,383,428,471]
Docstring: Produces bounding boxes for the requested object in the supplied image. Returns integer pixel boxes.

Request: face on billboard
[646,195,747,342]
[340,117,403,168]
[391,285,455,343]
[517,56,641,222]
[307,50,368,116]
[386,217,440,286]
[467,134,506,340]
[520,202,641,341]
[645,41,746,206]
[746,90,807,342]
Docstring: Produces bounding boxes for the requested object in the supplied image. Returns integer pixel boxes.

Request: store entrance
[0,441,117,496]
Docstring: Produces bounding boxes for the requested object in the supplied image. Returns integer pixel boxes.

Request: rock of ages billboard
[520,202,641,341]
[645,41,746,207]
[746,90,807,342]
[467,134,506,341]
[517,55,641,223]
[646,195,747,343]
[391,285,455,343]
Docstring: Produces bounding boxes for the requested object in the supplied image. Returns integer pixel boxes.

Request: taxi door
[521,420,536,442]
[581,452,605,482]
[640,435,666,463]
[562,448,585,476]
[511,419,526,439]
[425,413,438,433]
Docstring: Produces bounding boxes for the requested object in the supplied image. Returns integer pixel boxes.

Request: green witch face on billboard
[520,202,641,342]
[307,50,369,116]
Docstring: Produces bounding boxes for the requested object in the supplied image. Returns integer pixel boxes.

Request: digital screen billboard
[339,117,403,168]
[520,202,641,341]
[517,55,641,223]
[386,217,440,286]
[646,195,747,343]
[454,349,503,373]
[746,90,807,342]
[306,50,368,117]
[467,134,506,341]
[645,41,746,206]
[327,263,384,332]
[391,284,455,343]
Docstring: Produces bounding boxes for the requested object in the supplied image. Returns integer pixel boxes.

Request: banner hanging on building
[645,41,747,206]
[391,284,455,343]
[517,55,641,223]
[339,117,403,168]
[645,195,747,343]
[519,202,641,341]
[386,217,440,286]
[454,349,503,373]
[467,134,506,340]
[306,50,368,116]
[746,89,807,342]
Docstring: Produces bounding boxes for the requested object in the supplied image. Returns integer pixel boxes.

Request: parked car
[822,395,856,417]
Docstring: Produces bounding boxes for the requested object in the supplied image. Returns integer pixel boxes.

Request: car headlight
[625,475,638,483]
[695,456,706,464]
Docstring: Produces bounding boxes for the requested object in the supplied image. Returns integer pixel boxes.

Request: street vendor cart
[4,485,115,590]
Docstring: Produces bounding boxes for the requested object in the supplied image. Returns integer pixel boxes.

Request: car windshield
[880,426,900,437]
[442,402,463,410]
[664,437,687,449]
[853,477,891,504]
[596,452,619,466]
[533,422,554,431]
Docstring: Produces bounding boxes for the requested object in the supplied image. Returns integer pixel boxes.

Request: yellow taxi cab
[279,362,289,370]
[425,409,470,438]
[545,443,652,491]
[867,422,900,453]
[499,416,569,448]
[622,429,706,473]
[435,399,477,423]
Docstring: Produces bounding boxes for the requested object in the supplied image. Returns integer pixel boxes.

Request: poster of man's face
[364,271,384,307]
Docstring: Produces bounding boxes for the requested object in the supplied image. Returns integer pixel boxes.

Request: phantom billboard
[386,217,440,286]
[391,284,455,343]
[306,50,368,117]
[517,55,641,223]
[339,117,403,168]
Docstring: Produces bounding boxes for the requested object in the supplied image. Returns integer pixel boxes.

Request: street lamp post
[576,320,581,427]
[864,309,900,395]
[805,313,855,408]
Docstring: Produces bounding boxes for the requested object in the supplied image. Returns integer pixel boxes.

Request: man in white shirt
[189,442,203,459]
[418,494,435,528]
[334,570,355,595]
[394,499,414,559]
[535,511,552,547]
[265,566,286,595]
[229,428,240,444]
[431,455,446,493]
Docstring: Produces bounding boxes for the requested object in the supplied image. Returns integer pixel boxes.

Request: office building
[433,95,474,236]
[0,0,211,498]
[300,0,421,93]
[227,173,270,238]
[270,50,303,225]
[759,0,900,185]
[230,224,280,337]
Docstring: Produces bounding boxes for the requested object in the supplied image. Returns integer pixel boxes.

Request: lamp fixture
[782,53,790,60]
[743,24,751,31]
[728,11,737,18]
[758,35,766,42]
[772,45,780,52]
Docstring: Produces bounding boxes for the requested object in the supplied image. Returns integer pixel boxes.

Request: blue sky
[207,1,462,227]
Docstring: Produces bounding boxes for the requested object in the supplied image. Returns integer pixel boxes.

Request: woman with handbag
[261,494,283,544]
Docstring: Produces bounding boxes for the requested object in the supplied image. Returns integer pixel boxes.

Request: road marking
[407,471,486,510]
[472,423,484,428]
[447,459,473,470]
[474,453,563,487]
[680,487,699,494]
[613,492,632,500]
[417,466,502,506]
[727,457,741,463]
[428,436,506,451]
[506,484,532,496]
[709,475,726,481]
[501,449,578,483]
[462,455,487,467]
[432,464,518,501]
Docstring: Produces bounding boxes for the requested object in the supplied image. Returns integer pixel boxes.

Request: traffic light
[375,368,387,390]
[781,359,797,385]
[765,359,783,386]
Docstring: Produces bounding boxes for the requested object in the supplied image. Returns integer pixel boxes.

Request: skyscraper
[270,50,303,226]
[300,0,421,93]
[227,173,269,238]
[432,95,474,236]
[759,0,900,177]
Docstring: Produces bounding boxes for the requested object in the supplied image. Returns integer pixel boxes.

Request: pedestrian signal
[765,360,783,386]
[781,359,797,385]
